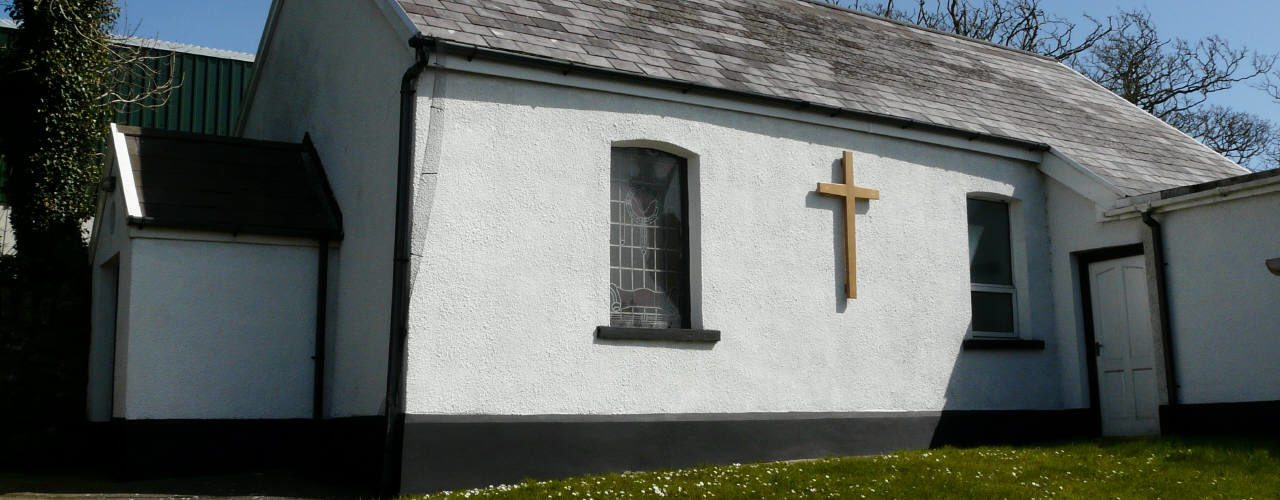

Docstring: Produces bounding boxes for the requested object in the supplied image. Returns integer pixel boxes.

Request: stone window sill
[595,326,720,343]
[962,338,1045,351]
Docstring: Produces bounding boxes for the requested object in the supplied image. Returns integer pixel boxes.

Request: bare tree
[1077,10,1275,122]
[1167,106,1278,168]
[1262,70,1280,106]
[820,1,1279,170]
[1074,10,1277,170]
[827,0,1113,61]
[108,12,181,115]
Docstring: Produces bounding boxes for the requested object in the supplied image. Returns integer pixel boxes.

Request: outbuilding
[89,124,341,422]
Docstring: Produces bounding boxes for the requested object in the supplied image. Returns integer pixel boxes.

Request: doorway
[88,257,119,421]
[1087,254,1160,436]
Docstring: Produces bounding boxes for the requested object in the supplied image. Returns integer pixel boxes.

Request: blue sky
[3,0,1278,123]
[110,0,272,54]
[1040,0,1280,128]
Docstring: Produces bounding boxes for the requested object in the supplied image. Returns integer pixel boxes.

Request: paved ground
[0,468,369,499]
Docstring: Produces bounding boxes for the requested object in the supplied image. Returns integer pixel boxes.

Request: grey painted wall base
[400,409,1092,493]
[96,417,381,486]
[1160,400,1280,438]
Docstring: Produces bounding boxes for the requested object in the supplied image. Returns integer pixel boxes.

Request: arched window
[609,147,691,329]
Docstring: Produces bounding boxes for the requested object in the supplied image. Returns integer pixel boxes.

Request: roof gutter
[380,33,433,497]
[1140,209,1179,407]
[427,38,1050,154]
[1105,168,1280,219]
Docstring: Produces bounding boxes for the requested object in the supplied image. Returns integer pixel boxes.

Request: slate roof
[395,0,1249,196]
[118,126,342,239]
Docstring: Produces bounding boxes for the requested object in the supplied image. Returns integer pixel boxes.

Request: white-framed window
[967,197,1018,337]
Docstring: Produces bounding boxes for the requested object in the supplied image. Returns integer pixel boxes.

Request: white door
[1088,255,1160,436]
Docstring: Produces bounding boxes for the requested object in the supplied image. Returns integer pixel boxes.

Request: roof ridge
[3,17,253,62]
[116,124,299,149]
[794,0,1059,63]
[114,35,256,62]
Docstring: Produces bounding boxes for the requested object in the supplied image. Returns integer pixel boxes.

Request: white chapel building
[88,0,1280,493]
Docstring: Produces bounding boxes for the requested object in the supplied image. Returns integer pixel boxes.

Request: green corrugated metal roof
[114,44,254,135]
[0,23,254,204]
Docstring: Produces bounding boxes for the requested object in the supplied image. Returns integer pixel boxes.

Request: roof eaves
[377,0,421,41]
[1102,167,1280,218]
[116,124,300,150]
[1041,147,1125,207]
[1136,167,1280,203]
[126,216,343,241]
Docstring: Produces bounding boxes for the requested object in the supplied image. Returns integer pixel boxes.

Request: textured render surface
[122,238,317,419]
[88,172,132,421]
[404,72,1060,415]
[395,0,1246,195]
[241,0,411,416]
[1159,192,1280,404]
[1043,177,1144,409]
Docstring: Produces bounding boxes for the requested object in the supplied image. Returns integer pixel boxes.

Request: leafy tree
[0,0,118,265]
[0,0,115,428]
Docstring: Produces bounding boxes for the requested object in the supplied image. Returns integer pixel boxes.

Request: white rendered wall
[1158,192,1280,404]
[1043,179,1143,408]
[121,238,317,419]
[240,0,410,417]
[88,180,131,421]
[404,71,1060,416]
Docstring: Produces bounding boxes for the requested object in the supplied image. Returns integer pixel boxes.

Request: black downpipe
[381,35,433,497]
[1141,209,1179,406]
[313,240,329,420]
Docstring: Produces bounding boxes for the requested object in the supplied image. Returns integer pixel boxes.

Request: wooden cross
[816,151,880,299]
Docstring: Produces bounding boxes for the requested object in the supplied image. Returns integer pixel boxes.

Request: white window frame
[967,195,1022,339]
[970,283,1019,338]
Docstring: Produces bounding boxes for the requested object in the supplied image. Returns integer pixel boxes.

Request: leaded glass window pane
[609,148,689,329]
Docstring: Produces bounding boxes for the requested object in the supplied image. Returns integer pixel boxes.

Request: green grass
[419,438,1280,499]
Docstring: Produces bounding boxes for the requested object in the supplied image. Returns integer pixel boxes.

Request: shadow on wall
[930,323,1095,448]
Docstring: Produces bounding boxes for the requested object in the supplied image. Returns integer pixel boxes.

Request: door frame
[1073,243,1146,435]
